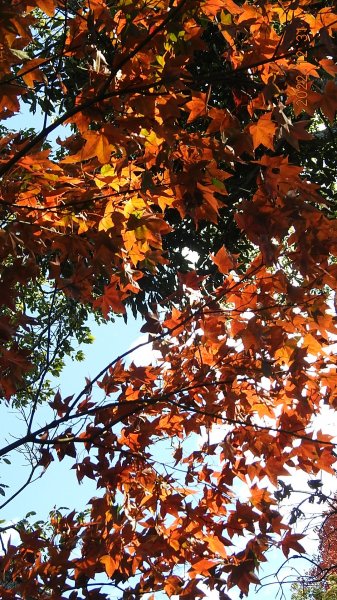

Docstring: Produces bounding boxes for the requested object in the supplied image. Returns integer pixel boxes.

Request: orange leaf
[223,0,243,14]
[94,284,126,317]
[321,80,337,123]
[36,0,56,15]
[206,535,228,558]
[319,58,337,77]
[164,576,182,598]
[211,246,236,275]
[185,92,207,123]
[100,555,117,577]
[202,0,242,17]
[17,58,47,88]
[286,83,321,117]
[302,333,323,356]
[249,114,276,150]
[250,486,276,511]
[190,558,220,575]
[81,133,114,164]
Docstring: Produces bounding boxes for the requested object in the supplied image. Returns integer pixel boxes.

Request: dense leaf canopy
[1,0,337,598]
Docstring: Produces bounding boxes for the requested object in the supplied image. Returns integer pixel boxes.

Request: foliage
[291,576,337,600]
[292,500,337,600]
[291,577,337,600]
[2,270,100,406]
[1,0,337,598]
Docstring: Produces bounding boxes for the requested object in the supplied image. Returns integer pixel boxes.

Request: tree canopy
[1,0,337,598]
[291,496,337,600]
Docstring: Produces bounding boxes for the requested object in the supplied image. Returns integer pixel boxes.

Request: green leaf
[10,48,31,60]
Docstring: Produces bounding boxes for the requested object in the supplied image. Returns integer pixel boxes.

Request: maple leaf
[227,561,260,595]
[185,92,208,123]
[249,486,276,511]
[100,555,117,577]
[312,7,337,36]
[81,133,114,164]
[211,246,236,274]
[280,533,306,558]
[249,113,276,150]
[164,576,183,597]
[206,535,228,558]
[190,558,220,576]
[94,283,127,317]
[320,58,337,77]
[286,82,321,117]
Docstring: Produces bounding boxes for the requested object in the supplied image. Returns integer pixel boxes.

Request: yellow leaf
[100,555,116,577]
[141,129,165,152]
[124,196,147,218]
[99,200,116,232]
[220,10,232,24]
[156,54,165,67]
[98,214,114,232]
[274,342,296,366]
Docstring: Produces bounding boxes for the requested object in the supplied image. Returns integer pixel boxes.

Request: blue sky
[0,313,141,516]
